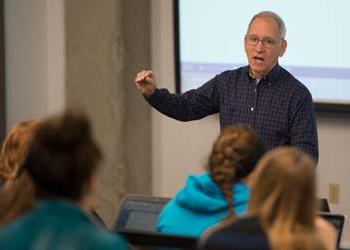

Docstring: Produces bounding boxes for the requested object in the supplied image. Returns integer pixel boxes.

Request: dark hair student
[0,110,127,250]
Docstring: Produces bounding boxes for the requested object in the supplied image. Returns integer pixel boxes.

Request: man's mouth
[253,56,264,62]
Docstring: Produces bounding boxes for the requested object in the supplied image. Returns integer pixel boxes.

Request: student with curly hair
[157,124,265,237]
[0,120,40,225]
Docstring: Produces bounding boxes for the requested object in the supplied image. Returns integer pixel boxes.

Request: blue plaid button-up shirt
[147,64,318,161]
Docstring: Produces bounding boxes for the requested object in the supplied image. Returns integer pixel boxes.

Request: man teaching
[135,11,318,161]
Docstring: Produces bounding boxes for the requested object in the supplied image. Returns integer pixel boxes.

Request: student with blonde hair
[201,147,336,250]
[0,120,40,225]
[157,124,265,237]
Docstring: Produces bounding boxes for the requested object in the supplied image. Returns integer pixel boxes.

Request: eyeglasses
[245,35,281,49]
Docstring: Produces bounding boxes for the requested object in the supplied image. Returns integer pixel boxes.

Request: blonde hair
[208,124,265,222]
[249,147,324,250]
[0,120,40,183]
[0,120,39,225]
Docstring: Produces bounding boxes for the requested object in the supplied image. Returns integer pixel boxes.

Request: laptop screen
[113,195,197,249]
[114,195,170,232]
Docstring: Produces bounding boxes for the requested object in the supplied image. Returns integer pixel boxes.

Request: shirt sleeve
[289,92,319,163]
[145,75,221,121]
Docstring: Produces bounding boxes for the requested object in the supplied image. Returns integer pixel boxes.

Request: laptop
[113,195,198,249]
[113,194,170,233]
[318,212,345,248]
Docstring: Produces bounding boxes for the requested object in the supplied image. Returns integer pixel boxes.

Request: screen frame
[173,0,350,113]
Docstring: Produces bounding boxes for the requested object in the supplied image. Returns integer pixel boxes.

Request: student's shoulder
[201,217,269,250]
[315,217,337,250]
[0,216,37,248]
[315,217,336,236]
[221,216,262,234]
[85,228,128,250]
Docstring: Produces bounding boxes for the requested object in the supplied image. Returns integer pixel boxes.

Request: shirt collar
[245,63,281,85]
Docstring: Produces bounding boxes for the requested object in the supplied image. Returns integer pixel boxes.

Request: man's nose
[254,40,265,51]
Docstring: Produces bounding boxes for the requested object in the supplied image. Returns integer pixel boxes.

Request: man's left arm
[289,93,319,162]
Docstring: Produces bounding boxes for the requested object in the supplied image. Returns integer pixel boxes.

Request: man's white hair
[247,11,286,39]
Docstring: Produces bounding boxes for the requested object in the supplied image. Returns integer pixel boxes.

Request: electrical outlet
[329,183,340,204]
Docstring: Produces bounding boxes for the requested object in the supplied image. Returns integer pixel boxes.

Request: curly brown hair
[0,120,40,185]
[208,124,265,221]
[0,120,40,225]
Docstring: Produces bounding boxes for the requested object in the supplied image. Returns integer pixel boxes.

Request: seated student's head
[248,147,321,250]
[23,110,101,206]
[0,120,40,225]
[207,124,265,219]
[0,111,128,250]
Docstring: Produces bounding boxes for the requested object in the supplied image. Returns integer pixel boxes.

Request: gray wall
[65,0,151,225]
[4,0,65,127]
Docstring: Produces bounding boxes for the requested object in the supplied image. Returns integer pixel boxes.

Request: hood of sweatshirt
[174,173,249,213]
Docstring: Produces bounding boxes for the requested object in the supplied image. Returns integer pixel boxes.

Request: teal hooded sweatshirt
[156,173,250,237]
[0,200,127,250]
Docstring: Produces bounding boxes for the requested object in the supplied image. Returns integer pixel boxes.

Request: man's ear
[279,40,287,57]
